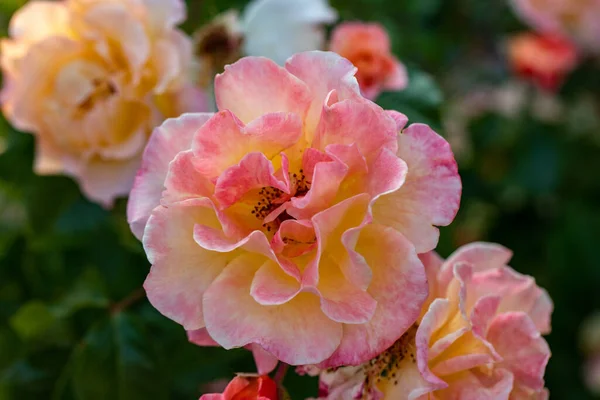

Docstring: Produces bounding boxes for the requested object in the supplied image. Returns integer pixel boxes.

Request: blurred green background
[1,0,599,398]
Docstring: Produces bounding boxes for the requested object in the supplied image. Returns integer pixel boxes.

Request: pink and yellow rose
[329,22,408,100]
[0,0,205,206]
[511,0,600,52]
[128,51,461,367]
[312,243,553,399]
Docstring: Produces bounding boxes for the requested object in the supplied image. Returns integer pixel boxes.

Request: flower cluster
[0,0,559,398]
[310,243,553,400]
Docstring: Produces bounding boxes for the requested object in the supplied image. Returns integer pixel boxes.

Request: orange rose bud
[200,375,278,400]
[329,22,408,100]
[508,32,578,91]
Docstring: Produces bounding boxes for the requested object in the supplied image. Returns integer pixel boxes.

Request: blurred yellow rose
[0,0,206,206]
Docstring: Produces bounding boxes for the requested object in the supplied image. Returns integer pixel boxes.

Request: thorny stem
[110,287,146,314]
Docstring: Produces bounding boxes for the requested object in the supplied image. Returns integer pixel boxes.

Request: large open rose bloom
[0,0,205,206]
[511,0,600,52]
[127,51,461,367]
[312,243,553,399]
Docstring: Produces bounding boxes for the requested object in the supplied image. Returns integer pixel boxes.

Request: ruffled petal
[127,113,213,239]
[192,110,302,180]
[285,51,361,140]
[8,1,70,41]
[143,199,233,330]
[162,150,214,204]
[373,123,461,253]
[203,254,343,365]
[487,312,551,392]
[313,98,398,158]
[319,224,427,367]
[215,57,311,124]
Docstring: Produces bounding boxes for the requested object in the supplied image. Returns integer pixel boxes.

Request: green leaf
[53,268,110,318]
[10,301,57,341]
[72,313,168,400]
[0,181,26,255]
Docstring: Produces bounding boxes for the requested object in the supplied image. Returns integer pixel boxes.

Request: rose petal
[128,113,213,239]
[192,110,302,179]
[203,254,343,365]
[215,57,311,124]
[143,199,232,330]
[285,51,361,140]
[319,224,427,367]
[373,123,461,253]
[487,312,551,392]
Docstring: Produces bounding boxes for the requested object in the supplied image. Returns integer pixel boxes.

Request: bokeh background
[1,0,599,398]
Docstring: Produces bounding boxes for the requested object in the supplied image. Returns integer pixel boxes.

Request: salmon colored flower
[329,22,407,100]
[0,0,206,206]
[511,0,600,52]
[200,375,277,400]
[311,243,553,399]
[127,51,461,367]
[508,32,578,91]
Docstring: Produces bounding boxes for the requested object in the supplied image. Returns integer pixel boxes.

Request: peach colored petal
[142,0,186,32]
[215,56,312,124]
[415,299,452,393]
[250,260,300,305]
[9,1,70,42]
[319,224,427,367]
[215,152,289,208]
[77,153,142,207]
[9,37,83,133]
[284,51,361,139]
[251,344,279,375]
[386,110,409,132]
[419,251,444,310]
[313,98,398,158]
[365,147,408,199]
[373,123,461,253]
[143,199,233,331]
[468,267,553,334]
[487,312,551,393]
[306,194,371,287]
[192,110,302,180]
[188,327,220,346]
[76,2,151,78]
[438,242,513,290]
[203,255,343,365]
[436,369,514,400]
[162,150,214,204]
[152,30,191,93]
[287,157,348,220]
[317,263,377,324]
[128,113,213,239]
